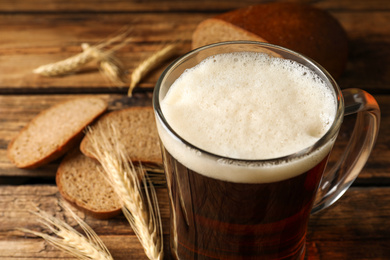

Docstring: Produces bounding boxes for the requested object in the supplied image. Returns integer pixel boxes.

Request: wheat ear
[18,203,113,260]
[33,47,97,76]
[79,43,128,85]
[128,42,180,96]
[87,123,164,260]
[33,29,131,78]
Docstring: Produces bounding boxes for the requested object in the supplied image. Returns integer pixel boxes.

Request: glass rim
[153,41,344,163]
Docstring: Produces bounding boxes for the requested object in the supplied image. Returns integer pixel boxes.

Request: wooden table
[0,0,389,259]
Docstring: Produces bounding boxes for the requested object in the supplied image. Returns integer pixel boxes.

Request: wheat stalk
[128,42,181,96]
[87,123,164,260]
[99,57,127,85]
[33,46,97,76]
[18,203,113,260]
[33,29,131,83]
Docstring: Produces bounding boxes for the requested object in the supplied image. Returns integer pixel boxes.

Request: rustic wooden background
[0,0,389,259]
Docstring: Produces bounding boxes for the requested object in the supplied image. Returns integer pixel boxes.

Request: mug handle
[311,88,381,214]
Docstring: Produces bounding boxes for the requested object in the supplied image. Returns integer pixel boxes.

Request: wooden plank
[0,0,388,13]
[0,185,169,260]
[0,13,203,48]
[336,10,390,92]
[0,12,199,93]
[0,11,390,93]
[1,94,388,183]
[307,187,390,259]
[0,185,389,259]
[0,185,170,235]
[0,50,189,94]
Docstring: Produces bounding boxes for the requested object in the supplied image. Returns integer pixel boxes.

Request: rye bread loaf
[7,97,108,169]
[80,107,162,165]
[192,3,348,79]
[56,149,122,219]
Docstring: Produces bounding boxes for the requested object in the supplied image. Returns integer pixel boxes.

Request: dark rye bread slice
[56,149,122,219]
[7,97,108,169]
[80,107,162,165]
[192,3,348,79]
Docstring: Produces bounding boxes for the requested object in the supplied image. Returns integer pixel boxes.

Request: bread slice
[7,97,108,169]
[80,107,162,165]
[192,3,348,79]
[56,149,122,219]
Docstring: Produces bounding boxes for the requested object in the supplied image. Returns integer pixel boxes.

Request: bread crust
[192,18,267,47]
[192,3,348,79]
[7,97,108,169]
[56,149,122,219]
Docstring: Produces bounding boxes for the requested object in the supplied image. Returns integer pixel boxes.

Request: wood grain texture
[0,0,388,12]
[0,12,198,93]
[0,185,170,260]
[0,7,389,93]
[307,187,390,259]
[1,185,389,259]
[0,0,389,259]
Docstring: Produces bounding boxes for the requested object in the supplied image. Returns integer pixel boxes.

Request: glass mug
[153,41,380,259]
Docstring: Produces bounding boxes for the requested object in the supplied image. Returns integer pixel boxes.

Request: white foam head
[157,52,337,183]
